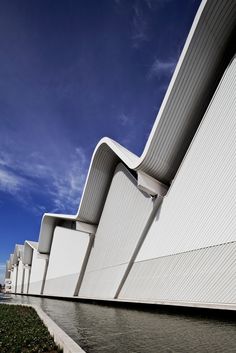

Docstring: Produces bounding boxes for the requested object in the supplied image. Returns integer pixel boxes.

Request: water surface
[5,295,236,353]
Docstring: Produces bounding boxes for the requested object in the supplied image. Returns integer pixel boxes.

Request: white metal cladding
[44,273,79,297]
[118,57,236,306]
[119,242,236,304]
[137,0,236,181]
[28,249,47,295]
[13,244,24,265]
[23,241,38,265]
[16,260,24,294]
[23,267,30,294]
[78,163,154,299]
[10,266,17,293]
[37,0,236,255]
[135,56,236,262]
[79,264,128,299]
[43,227,91,297]
[5,261,10,279]
[37,143,138,253]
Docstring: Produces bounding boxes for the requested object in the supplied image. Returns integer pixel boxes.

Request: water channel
[4,295,236,353]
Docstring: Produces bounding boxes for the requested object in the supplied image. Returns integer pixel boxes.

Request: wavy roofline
[38,0,236,253]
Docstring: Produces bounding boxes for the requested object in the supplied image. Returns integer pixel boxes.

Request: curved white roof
[6,260,11,272]
[12,244,24,265]
[38,0,236,253]
[9,254,14,268]
[22,241,38,265]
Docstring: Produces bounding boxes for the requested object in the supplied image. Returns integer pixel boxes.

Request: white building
[6,0,236,310]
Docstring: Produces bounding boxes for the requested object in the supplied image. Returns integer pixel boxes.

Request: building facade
[6,0,236,310]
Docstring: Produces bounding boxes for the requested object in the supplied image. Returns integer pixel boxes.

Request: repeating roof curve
[38,0,236,254]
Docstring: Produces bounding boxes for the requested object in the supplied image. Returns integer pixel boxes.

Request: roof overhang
[38,215,97,254]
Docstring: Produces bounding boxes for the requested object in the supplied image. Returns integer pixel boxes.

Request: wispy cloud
[117,113,133,127]
[131,0,174,48]
[0,169,27,194]
[0,146,88,215]
[132,3,149,48]
[148,58,176,80]
[50,147,87,213]
[144,0,173,9]
[116,113,137,150]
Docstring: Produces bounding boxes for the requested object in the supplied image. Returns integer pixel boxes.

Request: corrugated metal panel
[28,249,47,295]
[138,0,236,182]
[43,227,91,297]
[79,264,127,299]
[119,58,236,306]
[136,56,236,262]
[16,261,24,294]
[5,261,10,279]
[10,267,17,293]
[23,267,30,294]
[75,143,118,224]
[44,273,79,297]
[78,163,154,299]
[119,242,236,304]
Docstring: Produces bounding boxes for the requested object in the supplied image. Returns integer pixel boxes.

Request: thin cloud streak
[132,3,149,48]
[116,113,137,151]
[0,168,29,194]
[117,113,133,127]
[148,58,176,79]
[0,147,88,215]
[50,147,87,213]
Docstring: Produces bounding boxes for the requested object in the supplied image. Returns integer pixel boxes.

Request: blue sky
[0,0,201,283]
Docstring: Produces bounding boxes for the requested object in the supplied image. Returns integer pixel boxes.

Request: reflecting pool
[5,295,236,353]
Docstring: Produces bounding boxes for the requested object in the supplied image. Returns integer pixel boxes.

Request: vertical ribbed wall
[138,0,236,183]
[43,227,90,297]
[119,57,236,305]
[10,267,17,294]
[78,163,154,299]
[16,261,24,294]
[119,242,236,304]
[28,249,47,295]
[23,267,30,294]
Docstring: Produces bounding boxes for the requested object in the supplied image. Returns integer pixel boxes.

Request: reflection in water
[5,295,236,353]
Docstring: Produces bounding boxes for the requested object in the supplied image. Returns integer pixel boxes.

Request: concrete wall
[119,57,236,306]
[78,163,154,299]
[43,227,91,297]
[28,249,47,295]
